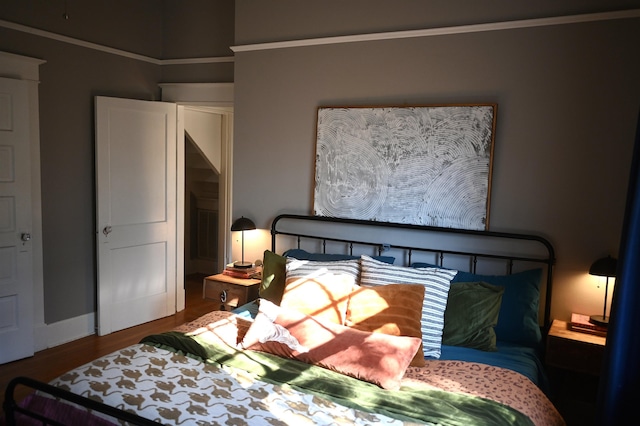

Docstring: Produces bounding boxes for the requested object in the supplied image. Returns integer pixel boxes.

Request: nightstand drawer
[203,274,260,310]
[546,335,604,375]
[546,319,606,376]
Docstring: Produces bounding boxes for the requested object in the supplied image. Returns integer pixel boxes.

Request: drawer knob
[220,290,227,303]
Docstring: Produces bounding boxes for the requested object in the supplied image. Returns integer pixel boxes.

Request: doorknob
[21,233,31,242]
[102,226,112,236]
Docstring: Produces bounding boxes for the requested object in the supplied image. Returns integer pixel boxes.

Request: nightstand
[546,319,607,426]
[203,273,260,311]
[546,319,606,375]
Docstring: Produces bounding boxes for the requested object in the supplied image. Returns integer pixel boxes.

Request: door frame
[0,51,46,352]
[159,82,234,311]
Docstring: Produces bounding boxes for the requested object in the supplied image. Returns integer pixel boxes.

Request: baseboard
[34,313,95,351]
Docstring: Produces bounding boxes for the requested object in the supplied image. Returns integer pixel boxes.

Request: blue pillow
[412,263,542,348]
[283,248,395,264]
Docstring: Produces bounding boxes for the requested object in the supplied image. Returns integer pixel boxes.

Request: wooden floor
[0,274,219,406]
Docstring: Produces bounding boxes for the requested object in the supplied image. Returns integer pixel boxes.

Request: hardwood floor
[0,274,219,406]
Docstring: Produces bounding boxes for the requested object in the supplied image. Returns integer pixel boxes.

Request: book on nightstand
[223,263,262,279]
[569,313,608,337]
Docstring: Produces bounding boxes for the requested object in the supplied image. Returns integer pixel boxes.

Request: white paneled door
[95,96,177,336]
[0,77,34,363]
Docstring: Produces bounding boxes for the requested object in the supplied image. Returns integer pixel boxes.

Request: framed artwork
[313,104,497,230]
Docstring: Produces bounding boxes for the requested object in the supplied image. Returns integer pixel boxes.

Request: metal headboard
[271,214,556,330]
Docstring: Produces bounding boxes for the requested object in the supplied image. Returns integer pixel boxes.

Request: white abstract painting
[314,105,496,230]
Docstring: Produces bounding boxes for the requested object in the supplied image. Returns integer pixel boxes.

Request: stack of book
[223,263,261,279]
[569,313,607,336]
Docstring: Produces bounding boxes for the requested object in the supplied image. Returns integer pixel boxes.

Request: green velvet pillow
[442,282,504,351]
[259,250,287,305]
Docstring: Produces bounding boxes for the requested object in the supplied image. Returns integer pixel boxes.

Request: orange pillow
[345,284,426,367]
[241,299,421,390]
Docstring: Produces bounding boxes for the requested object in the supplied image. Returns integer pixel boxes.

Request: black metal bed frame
[3,213,556,425]
[271,213,556,329]
[3,376,158,425]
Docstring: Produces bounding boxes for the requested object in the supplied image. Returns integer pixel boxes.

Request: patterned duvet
[43,311,564,426]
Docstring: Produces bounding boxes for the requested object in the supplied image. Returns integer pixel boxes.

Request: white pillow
[359,255,457,358]
[281,258,360,325]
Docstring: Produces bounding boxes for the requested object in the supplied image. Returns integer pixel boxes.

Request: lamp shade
[589,256,617,277]
[589,255,617,327]
[231,216,256,232]
[230,216,256,268]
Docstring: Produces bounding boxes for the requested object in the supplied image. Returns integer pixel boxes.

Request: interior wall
[235,0,638,44]
[161,0,234,83]
[0,0,235,326]
[0,0,164,57]
[0,25,162,324]
[232,2,640,322]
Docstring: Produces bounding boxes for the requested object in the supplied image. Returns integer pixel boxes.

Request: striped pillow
[360,255,457,358]
[282,258,360,325]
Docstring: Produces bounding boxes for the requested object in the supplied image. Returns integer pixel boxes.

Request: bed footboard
[3,376,157,426]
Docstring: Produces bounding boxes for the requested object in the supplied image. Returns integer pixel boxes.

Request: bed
[3,214,565,426]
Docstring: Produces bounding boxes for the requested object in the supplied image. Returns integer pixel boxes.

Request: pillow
[411,262,543,347]
[259,250,287,305]
[442,281,504,351]
[280,258,360,324]
[359,255,457,358]
[283,248,395,265]
[240,299,421,390]
[456,269,542,347]
[345,283,426,367]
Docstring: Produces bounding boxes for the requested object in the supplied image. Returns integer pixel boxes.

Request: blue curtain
[597,110,640,424]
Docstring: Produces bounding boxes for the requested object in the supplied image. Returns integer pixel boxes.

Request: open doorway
[159,83,234,311]
[185,134,220,277]
[181,105,233,311]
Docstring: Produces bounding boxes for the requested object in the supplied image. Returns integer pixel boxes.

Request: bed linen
[28,310,565,426]
[437,342,549,392]
[45,343,410,426]
[232,300,549,391]
[184,310,561,425]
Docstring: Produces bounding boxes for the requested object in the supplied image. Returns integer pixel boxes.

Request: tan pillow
[345,284,426,367]
[281,258,359,325]
[241,299,421,390]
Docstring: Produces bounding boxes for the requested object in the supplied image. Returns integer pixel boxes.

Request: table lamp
[231,216,256,268]
[588,255,617,327]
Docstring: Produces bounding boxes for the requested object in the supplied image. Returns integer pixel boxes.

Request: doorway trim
[160,82,234,312]
[0,51,46,352]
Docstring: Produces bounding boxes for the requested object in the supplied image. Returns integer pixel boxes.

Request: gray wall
[1,0,639,326]
[161,0,235,82]
[0,0,234,324]
[232,1,640,320]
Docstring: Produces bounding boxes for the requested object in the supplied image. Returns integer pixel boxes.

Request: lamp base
[233,261,253,269]
[589,314,609,327]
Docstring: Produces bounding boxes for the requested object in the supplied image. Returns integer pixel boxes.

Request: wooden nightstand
[546,319,607,426]
[546,319,606,375]
[203,273,260,311]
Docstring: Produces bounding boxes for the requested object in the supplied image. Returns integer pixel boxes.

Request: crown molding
[0,19,234,65]
[231,9,640,53]
[159,82,234,107]
[3,9,638,61]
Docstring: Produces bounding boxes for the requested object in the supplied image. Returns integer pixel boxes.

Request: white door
[0,77,34,363]
[95,96,177,336]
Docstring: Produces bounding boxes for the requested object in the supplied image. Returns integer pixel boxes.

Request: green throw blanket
[141,331,534,426]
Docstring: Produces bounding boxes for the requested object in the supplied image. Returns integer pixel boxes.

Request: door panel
[96,96,177,336]
[0,77,34,363]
